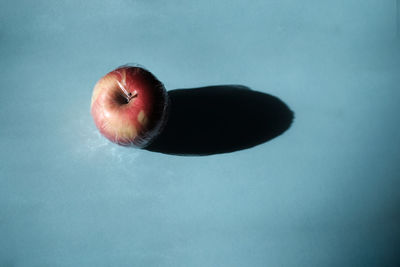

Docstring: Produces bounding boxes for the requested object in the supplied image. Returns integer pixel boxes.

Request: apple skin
[91,66,169,147]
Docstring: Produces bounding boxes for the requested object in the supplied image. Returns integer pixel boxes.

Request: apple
[90,65,169,147]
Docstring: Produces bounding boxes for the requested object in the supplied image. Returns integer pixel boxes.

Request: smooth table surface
[1,1,400,266]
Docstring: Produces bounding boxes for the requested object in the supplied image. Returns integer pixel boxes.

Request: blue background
[1,0,400,266]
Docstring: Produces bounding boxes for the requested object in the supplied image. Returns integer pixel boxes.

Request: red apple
[90,65,169,147]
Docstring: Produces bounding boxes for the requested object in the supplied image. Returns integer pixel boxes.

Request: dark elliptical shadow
[146,85,294,156]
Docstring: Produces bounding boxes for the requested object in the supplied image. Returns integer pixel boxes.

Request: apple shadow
[145,85,294,156]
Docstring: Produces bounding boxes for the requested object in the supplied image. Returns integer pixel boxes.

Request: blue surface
[1,1,400,266]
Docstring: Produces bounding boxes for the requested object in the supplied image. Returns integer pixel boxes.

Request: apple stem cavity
[117,80,138,103]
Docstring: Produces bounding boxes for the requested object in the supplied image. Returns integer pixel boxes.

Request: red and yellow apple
[91,66,169,147]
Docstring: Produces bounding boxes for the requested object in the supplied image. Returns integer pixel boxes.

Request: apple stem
[117,81,138,102]
[127,91,138,101]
